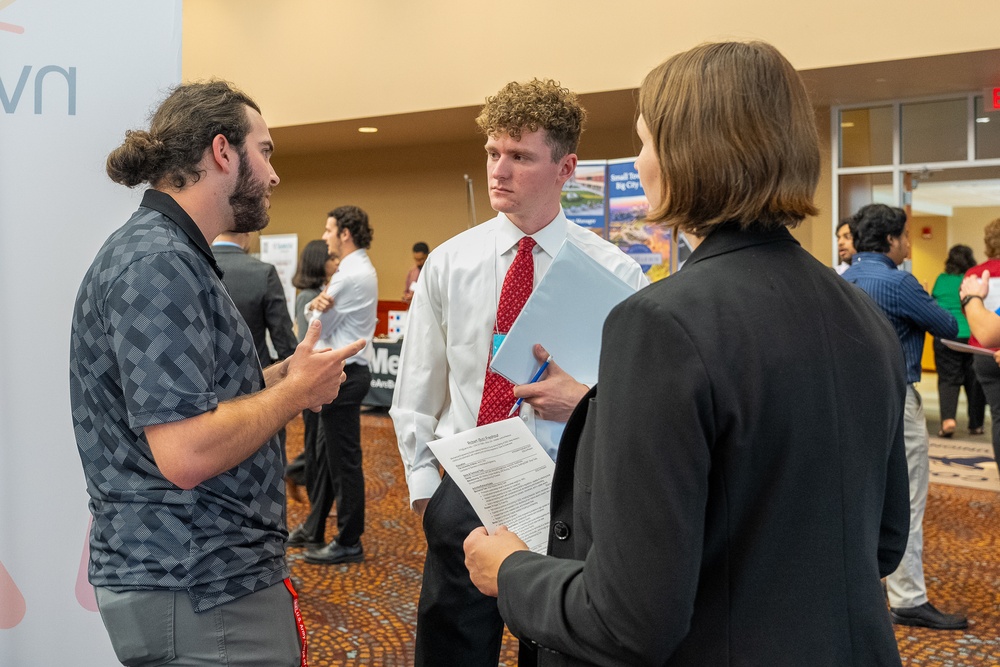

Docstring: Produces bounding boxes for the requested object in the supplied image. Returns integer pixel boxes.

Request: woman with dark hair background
[931,244,986,437]
[285,240,337,504]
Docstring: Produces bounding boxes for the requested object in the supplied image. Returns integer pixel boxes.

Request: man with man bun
[70,80,362,665]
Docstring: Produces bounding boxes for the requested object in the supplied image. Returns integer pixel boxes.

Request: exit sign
[992,88,1000,112]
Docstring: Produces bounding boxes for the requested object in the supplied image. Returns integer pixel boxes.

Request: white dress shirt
[390,210,649,506]
[307,248,378,366]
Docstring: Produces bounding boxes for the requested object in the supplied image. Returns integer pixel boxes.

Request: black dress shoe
[890,602,968,630]
[303,540,364,565]
[286,525,324,550]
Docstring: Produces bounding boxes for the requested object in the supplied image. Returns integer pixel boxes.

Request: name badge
[492,333,506,358]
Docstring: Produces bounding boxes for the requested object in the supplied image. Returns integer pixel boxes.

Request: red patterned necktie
[477,236,536,425]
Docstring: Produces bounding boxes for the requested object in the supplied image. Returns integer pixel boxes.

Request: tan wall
[183,1,1000,129]
[950,206,1000,259]
[909,215,949,292]
[789,107,834,264]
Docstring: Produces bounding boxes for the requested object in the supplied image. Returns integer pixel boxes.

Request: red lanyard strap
[284,578,309,667]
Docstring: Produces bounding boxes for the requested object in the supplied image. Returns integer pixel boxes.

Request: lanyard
[284,578,309,667]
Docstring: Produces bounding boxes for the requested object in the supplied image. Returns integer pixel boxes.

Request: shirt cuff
[408,465,443,508]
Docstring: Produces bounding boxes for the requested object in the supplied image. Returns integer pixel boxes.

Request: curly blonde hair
[475,79,586,161]
[984,218,1000,259]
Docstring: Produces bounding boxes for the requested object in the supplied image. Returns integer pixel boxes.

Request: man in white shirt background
[836,217,856,274]
[290,205,379,566]
[390,79,648,667]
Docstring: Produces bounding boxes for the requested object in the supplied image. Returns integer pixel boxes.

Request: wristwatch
[961,294,984,308]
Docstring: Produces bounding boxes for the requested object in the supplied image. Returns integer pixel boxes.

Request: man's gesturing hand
[286,320,365,412]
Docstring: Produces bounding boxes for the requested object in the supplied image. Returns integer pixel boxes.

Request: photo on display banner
[561,158,673,282]
[606,157,672,282]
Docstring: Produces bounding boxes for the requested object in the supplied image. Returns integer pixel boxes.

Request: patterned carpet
[286,412,1000,666]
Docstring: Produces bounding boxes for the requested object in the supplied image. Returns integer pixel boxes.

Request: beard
[229,146,270,233]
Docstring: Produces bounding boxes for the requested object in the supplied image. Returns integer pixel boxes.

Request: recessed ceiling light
[358,127,378,133]
[976,117,991,124]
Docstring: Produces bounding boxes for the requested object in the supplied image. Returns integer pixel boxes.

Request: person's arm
[307,270,344,330]
[263,264,298,360]
[489,296,712,664]
[145,321,364,490]
[960,270,1000,347]
[878,403,910,577]
[900,274,958,340]
[389,256,449,515]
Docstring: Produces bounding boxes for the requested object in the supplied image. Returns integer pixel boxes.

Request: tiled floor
[287,376,1000,665]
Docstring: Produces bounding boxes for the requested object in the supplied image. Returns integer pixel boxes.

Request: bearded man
[70,81,363,666]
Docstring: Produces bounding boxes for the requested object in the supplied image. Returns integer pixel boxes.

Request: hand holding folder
[490,240,640,387]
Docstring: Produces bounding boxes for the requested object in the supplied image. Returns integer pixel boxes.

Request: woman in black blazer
[465,41,911,667]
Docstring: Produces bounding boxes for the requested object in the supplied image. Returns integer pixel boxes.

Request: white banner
[260,232,299,320]
[0,1,181,664]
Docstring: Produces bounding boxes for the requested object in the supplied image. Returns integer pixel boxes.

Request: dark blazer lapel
[548,385,597,556]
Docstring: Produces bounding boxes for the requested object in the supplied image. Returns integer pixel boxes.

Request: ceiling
[271,48,1000,157]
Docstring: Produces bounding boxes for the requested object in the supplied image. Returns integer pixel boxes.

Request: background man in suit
[212,231,297,367]
[213,230,298,460]
[391,79,647,666]
[843,203,967,630]
[465,41,911,666]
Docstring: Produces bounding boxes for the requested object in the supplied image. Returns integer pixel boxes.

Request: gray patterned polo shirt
[70,189,288,612]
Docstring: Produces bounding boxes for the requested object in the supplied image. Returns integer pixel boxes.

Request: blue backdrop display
[606,157,672,281]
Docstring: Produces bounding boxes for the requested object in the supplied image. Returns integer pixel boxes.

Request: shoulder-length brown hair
[638,41,820,236]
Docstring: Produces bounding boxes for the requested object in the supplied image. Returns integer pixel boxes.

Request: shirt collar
[495,209,568,257]
[140,189,222,277]
[852,251,898,270]
[339,248,368,269]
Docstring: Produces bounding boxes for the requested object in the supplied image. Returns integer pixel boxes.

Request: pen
[507,356,552,417]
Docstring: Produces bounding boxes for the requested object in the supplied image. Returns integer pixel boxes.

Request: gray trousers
[885,385,929,609]
[95,580,302,666]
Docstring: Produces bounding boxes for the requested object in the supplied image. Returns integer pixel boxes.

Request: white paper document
[489,240,639,386]
[426,418,556,554]
[941,339,996,356]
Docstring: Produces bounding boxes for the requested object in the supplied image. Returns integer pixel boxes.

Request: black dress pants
[974,354,1000,462]
[415,475,506,667]
[289,409,322,488]
[301,363,370,546]
[933,337,985,428]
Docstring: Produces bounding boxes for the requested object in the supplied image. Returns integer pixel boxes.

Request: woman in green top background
[932,244,986,437]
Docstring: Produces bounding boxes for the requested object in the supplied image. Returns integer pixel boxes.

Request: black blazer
[213,245,297,366]
[497,224,910,666]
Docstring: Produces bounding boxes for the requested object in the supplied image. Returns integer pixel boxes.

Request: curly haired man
[391,79,648,666]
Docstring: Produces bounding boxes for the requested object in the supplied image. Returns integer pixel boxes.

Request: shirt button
[553,521,570,540]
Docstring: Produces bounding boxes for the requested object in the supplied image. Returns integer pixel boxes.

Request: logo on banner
[1,0,78,115]
[0,0,24,34]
